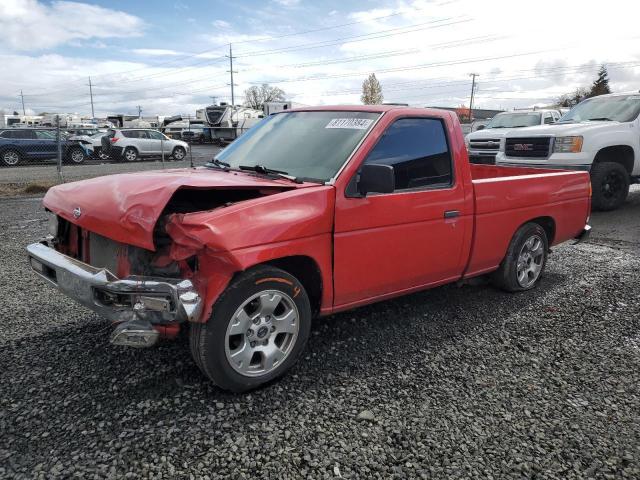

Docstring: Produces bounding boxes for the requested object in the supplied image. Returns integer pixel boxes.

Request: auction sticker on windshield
[325,118,374,130]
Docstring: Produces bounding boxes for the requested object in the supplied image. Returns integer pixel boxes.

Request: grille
[505,137,552,158]
[469,138,501,150]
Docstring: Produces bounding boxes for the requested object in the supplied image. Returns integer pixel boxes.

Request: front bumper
[468,149,498,165]
[26,242,202,324]
[573,225,592,244]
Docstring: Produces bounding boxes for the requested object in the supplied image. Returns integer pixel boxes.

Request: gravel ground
[0,144,222,185]
[1,187,639,479]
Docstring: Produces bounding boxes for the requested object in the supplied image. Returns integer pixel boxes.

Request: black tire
[171,146,186,161]
[491,222,548,292]
[123,147,139,162]
[190,265,312,392]
[590,162,630,211]
[66,146,85,164]
[1,149,21,167]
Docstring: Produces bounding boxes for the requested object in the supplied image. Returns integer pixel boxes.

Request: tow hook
[110,319,159,348]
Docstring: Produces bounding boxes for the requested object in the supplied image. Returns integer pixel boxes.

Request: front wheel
[590,162,629,211]
[492,222,548,292]
[171,146,186,161]
[190,266,312,392]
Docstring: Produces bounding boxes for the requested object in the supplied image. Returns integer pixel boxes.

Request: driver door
[333,116,471,308]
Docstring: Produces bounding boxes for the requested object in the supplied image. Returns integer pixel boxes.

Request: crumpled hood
[44,167,310,250]
[505,121,619,137]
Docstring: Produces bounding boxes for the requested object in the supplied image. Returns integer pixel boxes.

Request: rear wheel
[171,146,186,161]
[590,162,629,211]
[1,149,21,167]
[492,222,548,292]
[123,147,138,162]
[66,146,85,164]
[190,266,311,392]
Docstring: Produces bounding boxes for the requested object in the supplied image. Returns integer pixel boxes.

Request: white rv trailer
[203,103,264,144]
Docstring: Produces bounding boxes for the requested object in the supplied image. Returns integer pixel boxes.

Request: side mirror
[357,163,395,196]
[476,124,486,131]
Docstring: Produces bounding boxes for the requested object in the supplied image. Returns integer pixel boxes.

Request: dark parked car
[0,128,86,167]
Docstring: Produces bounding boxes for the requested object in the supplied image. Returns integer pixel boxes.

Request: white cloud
[0,0,144,51]
[213,19,231,29]
[132,49,184,57]
[273,0,301,6]
[1,0,640,116]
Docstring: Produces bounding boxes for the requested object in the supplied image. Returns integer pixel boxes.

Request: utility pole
[468,73,479,122]
[88,77,95,120]
[226,43,237,106]
[19,90,26,116]
[137,105,142,118]
[210,96,218,105]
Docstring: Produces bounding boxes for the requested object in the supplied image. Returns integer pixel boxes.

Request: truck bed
[464,164,591,278]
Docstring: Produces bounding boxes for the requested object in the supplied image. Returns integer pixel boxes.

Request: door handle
[444,210,460,219]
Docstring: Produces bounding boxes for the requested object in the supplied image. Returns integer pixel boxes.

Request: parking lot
[0,144,222,187]
[1,185,638,479]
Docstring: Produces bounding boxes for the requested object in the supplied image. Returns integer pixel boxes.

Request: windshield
[486,112,541,128]
[560,95,640,123]
[214,111,380,181]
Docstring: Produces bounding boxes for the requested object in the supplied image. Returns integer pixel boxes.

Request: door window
[35,130,56,139]
[15,130,36,139]
[147,130,165,140]
[358,118,453,192]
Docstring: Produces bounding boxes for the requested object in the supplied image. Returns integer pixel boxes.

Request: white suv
[101,128,189,162]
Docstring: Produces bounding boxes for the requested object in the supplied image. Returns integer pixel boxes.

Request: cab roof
[288,104,454,116]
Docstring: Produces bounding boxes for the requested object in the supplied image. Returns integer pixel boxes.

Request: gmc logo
[513,143,534,151]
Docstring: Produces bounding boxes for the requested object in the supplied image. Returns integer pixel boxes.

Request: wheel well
[594,145,634,174]
[528,216,555,245]
[264,256,323,317]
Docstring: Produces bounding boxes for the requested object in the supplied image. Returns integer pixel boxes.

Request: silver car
[100,128,189,162]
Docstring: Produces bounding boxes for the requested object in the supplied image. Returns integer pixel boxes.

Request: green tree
[589,65,611,97]
[361,73,384,105]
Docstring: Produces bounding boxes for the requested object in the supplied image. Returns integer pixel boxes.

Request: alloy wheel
[224,290,299,378]
[3,151,19,166]
[516,235,544,288]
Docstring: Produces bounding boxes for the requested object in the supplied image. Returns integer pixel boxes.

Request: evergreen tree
[589,65,611,97]
[361,73,384,105]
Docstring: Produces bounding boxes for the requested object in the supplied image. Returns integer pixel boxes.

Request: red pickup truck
[28,106,591,392]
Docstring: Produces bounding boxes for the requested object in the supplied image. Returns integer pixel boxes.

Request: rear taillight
[110,137,120,143]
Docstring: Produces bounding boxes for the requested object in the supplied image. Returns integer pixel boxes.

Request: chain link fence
[0,116,223,194]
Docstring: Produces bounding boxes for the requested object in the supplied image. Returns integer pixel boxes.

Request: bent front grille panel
[505,137,552,158]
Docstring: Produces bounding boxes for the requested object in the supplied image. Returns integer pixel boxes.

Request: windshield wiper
[205,158,231,170]
[239,164,303,184]
[586,117,613,121]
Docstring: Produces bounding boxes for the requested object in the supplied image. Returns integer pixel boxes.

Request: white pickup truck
[465,110,561,165]
[496,92,640,210]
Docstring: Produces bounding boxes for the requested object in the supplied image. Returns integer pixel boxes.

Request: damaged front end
[27,240,203,348]
[28,183,293,348]
[29,170,329,349]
